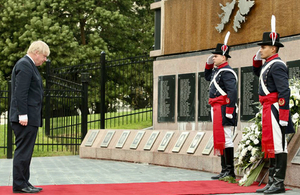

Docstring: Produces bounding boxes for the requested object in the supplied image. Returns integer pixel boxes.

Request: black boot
[264,153,287,194]
[220,147,235,179]
[256,158,275,193]
[211,153,226,180]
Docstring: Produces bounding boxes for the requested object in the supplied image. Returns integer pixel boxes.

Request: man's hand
[279,120,288,127]
[226,113,233,119]
[254,49,262,61]
[207,54,214,65]
[19,115,28,126]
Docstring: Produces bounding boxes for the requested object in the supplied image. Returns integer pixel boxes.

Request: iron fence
[0,53,154,158]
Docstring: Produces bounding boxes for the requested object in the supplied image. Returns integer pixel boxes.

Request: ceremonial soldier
[253,15,294,194]
[204,32,238,180]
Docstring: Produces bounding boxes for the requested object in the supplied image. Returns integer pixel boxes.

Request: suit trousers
[11,122,38,190]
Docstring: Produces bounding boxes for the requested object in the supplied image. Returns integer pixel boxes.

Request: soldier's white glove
[207,54,214,64]
[279,120,288,127]
[254,49,262,61]
[226,113,233,119]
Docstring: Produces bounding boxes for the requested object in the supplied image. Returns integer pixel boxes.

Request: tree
[0,0,154,114]
[0,0,154,79]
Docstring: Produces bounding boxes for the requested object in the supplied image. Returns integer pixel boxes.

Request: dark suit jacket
[9,55,44,127]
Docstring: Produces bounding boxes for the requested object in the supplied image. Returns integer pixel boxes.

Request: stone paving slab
[0,155,299,195]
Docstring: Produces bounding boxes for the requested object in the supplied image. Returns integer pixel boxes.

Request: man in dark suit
[9,40,50,193]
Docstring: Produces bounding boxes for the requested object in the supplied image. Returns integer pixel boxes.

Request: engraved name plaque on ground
[287,60,300,79]
[116,131,130,148]
[100,130,115,148]
[240,66,259,121]
[198,72,211,121]
[85,130,99,147]
[177,73,195,122]
[291,146,300,165]
[172,132,189,153]
[144,131,160,150]
[130,131,145,149]
[158,131,174,152]
[158,75,176,122]
[187,132,205,154]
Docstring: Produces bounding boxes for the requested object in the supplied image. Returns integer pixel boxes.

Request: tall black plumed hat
[212,31,231,58]
[257,15,284,47]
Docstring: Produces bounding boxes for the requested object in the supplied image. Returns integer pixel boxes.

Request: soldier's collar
[266,54,279,62]
[217,62,228,69]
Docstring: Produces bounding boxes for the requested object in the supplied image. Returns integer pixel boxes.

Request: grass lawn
[0,110,152,159]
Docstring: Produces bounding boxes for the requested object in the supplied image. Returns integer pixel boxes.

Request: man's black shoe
[29,185,43,191]
[211,172,224,180]
[13,186,40,193]
[256,184,271,193]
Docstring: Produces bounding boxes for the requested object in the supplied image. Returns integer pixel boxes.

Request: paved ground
[0,155,299,195]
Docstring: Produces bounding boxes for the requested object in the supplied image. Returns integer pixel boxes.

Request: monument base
[80,129,300,188]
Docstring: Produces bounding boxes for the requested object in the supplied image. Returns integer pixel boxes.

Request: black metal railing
[1,53,153,158]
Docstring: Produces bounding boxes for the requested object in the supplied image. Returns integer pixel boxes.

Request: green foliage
[219,176,237,183]
[0,0,154,79]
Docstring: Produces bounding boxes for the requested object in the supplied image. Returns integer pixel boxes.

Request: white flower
[238,156,243,164]
[238,144,244,150]
[290,86,298,95]
[246,140,250,145]
[290,99,294,108]
[248,145,253,151]
[292,113,299,123]
[250,135,256,141]
[251,148,258,156]
[254,139,259,145]
[241,148,248,156]
[250,156,256,163]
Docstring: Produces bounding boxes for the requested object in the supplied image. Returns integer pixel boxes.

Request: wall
[151,0,300,57]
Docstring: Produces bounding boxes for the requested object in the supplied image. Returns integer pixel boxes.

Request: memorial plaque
[202,135,214,155]
[144,131,160,150]
[158,131,174,152]
[177,73,196,122]
[291,146,300,165]
[85,130,99,147]
[287,60,300,79]
[240,66,259,121]
[158,75,176,122]
[187,132,205,154]
[198,72,211,121]
[130,131,145,149]
[100,130,115,148]
[116,131,130,148]
[172,132,189,153]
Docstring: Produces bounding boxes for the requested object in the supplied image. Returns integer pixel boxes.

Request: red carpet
[0,180,265,195]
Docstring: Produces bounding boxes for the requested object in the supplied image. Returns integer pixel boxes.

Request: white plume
[271,15,276,33]
[224,31,230,45]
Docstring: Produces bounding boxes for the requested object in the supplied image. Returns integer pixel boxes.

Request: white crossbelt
[259,59,286,95]
[209,68,238,96]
